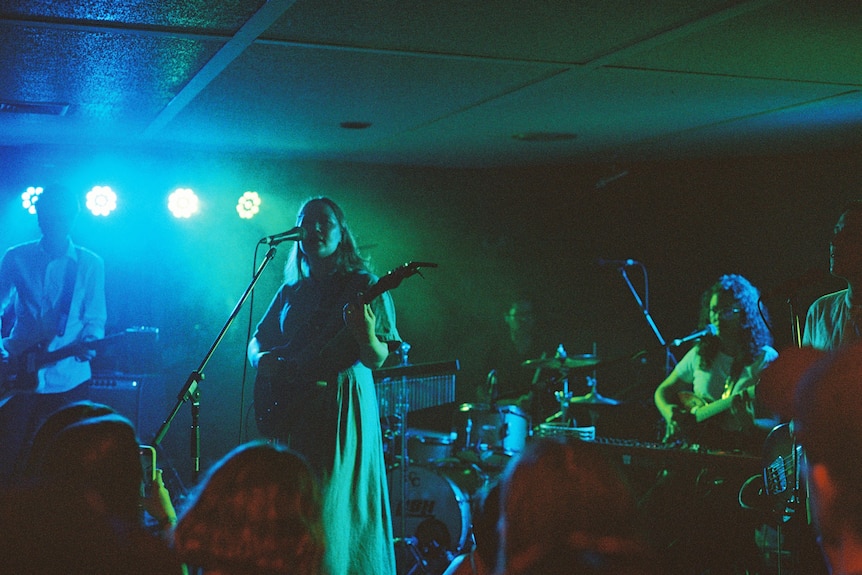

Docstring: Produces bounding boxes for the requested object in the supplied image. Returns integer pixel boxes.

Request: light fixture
[236,191,261,219]
[86,186,117,216]
[21,186,43,214]
[167,188,199,219]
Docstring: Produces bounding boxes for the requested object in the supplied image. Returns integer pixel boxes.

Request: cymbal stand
[395,342,411,547]
[548,344,573,424]
[614,262,677,376]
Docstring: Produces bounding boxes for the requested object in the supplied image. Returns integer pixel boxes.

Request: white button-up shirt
[0,238,106,393]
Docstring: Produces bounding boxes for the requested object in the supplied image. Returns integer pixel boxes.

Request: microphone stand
[151,243,280,484]
[615,263,677,376]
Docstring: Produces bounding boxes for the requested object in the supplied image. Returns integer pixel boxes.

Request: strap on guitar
[55,251,79,338]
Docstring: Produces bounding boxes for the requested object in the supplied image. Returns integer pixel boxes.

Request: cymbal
[569,390,620,405]
[522,354,600,371]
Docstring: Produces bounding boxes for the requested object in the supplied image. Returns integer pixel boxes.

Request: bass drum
[388,463,474,558]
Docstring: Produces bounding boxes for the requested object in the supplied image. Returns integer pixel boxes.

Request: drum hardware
[535,344,577,425]
[396,534,449,575]
[569,375,621,406]
[375,353,461,552]
[521,353,601,371]
[388,463,481,575]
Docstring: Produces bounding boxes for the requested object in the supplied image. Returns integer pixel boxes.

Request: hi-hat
[522,354,600,371]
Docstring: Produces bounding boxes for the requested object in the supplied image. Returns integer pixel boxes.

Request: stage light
[85,186,117,216]
[167,187,199,219]
[236,191,261,219]
[21,186,42,214]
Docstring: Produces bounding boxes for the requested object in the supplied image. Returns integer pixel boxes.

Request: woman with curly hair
[654,274,778,452]
[172,442,327,575]
[649,275,780,573]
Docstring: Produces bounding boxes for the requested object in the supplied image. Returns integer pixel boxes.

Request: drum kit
[388,350,622,575]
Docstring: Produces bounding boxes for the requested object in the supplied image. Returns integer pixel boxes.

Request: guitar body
[252,262,434,438]
[0,343,50,408]
[253,343,343,438]
[665,388,758,450]
[0,327,157,410]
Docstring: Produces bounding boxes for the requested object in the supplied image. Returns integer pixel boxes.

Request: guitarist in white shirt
[0,185,106,485]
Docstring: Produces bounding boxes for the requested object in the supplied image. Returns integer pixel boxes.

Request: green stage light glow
[236,191,261,220]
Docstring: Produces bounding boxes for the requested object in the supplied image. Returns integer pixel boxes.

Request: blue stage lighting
[168,187,199,219]
[86,185,117,216]
[21,186,42,214]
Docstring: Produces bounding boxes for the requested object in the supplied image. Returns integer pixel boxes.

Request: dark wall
[1,145,859,481]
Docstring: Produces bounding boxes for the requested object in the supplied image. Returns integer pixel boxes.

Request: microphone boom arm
[615,265,678,374]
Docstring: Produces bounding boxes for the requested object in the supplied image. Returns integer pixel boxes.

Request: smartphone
[139,444,156,489]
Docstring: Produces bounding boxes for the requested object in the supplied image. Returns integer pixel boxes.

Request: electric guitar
[664,386,755,444]
[253,261,436,437]
[762,422,801,522]
[0,326,159,409]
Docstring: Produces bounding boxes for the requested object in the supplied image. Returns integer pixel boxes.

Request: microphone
[671,324,717,347]
[762,267,830,301]
[263,226,306,245]
[597,258,640,268]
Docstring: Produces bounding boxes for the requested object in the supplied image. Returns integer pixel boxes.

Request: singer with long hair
[247,197,399,575]
[654,274,777,452]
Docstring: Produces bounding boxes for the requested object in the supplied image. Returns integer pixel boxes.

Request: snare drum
[388,464,472,555]
[453,402,530,454]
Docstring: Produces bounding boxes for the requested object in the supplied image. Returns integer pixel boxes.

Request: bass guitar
[253,261,436,436]
[762,422,801,522]
[0,326,159,409]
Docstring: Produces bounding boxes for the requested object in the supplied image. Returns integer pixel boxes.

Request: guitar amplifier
[88,372,164,438]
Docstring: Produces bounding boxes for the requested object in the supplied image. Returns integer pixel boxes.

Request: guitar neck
[35,328,155,369]
[693,388,751,423]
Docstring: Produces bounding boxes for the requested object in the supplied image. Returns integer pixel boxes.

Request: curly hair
[697,274,773,375]
[173,442,327,575]
[284,196,370,284]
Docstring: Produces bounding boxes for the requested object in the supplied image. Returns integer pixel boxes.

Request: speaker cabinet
[89,372,165,440]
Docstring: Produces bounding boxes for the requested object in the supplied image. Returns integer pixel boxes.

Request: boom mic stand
[150,241,283,483]
[613,262,677,376]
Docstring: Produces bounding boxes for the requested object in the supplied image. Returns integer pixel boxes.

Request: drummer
[477,295,563,425]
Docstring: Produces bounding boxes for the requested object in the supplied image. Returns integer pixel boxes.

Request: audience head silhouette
[497,437,657,575]
[173,441,326,575]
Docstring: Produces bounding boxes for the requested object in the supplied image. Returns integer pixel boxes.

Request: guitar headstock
[364,261,438,301]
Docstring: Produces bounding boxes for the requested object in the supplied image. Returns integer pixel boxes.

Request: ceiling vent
[0,100,70,116]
